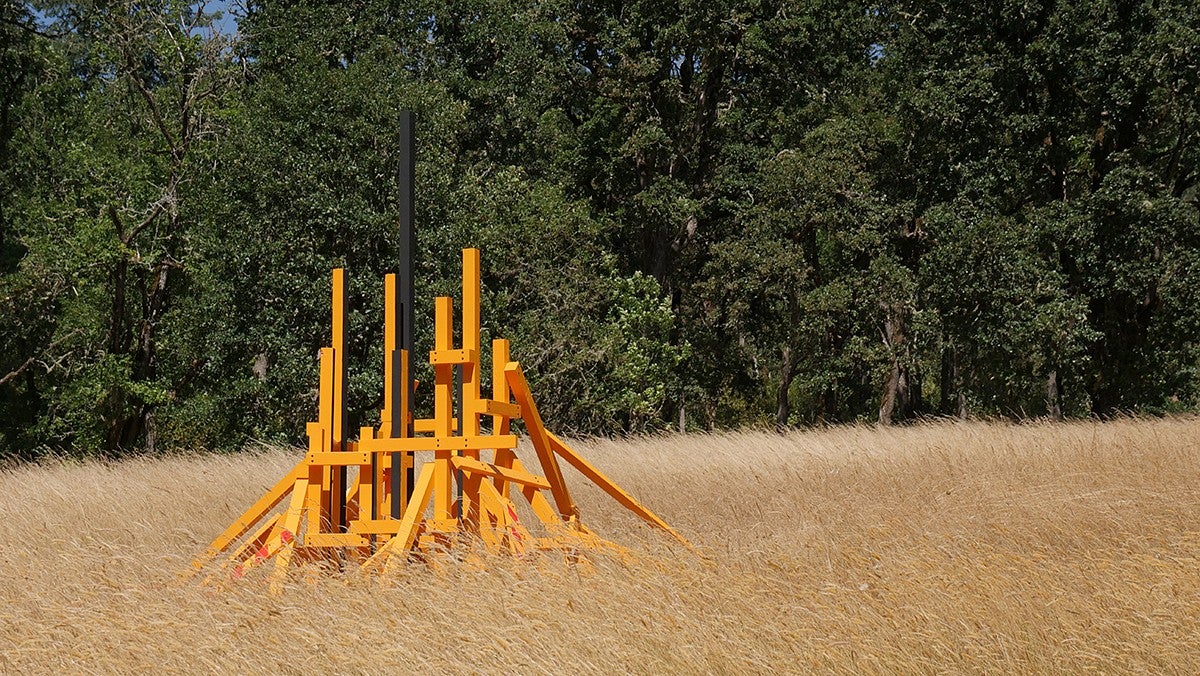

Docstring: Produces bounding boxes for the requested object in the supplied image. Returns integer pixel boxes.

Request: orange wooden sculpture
[194,248,688,589]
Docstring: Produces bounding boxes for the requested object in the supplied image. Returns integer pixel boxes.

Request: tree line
[1,0,1198,458]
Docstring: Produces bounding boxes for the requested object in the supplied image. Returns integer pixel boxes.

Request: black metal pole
[335,273,348,532]
[455,366,463,517]
[393,110,416,518]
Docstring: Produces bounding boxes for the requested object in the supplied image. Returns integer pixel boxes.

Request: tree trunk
[108,261,171,453]
[878,304,911,425]
[879,361,907,425]
[908,368,924,417]
[940,343,969,418]
[677,392,686,433]
[815,382,835,424]
[775,345,794,430]
[1046,369,1064,420]
[939,344,954,415]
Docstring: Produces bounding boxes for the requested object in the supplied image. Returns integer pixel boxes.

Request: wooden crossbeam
[307,451,371,466]
[450,456,551,490]
[480,399,520,419]
[349,518,403,535]
[429,348,477,365]
[359,434,517,452]
[414,418,458,433]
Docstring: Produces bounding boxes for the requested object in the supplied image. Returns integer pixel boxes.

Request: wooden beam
[306,451,371,466]
[349,518,403,535]
[304,532,370,548]
[269,476,310,594]
[224,513,281,568]
[450,456,551,490]
[199,460,305,560]
[365,462,435,574]
[461,248,482,438]
[429,348,477,365]
[476,477,530,556]
[360,434,517,453]
[505,362,577,520]
[480,399,521,419]
[382,273,400,439]
[491,339,511,435]
[546,431,691,547]
[413,417,458,434]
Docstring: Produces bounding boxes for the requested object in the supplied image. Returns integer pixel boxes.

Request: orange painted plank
[492,339,512,435]
[504,362,577,520]
[413,417,458,434]
[481,399,520,419]
[429,348,477,365]
[450,456,551,490]
[365,462,435,573]
[201,460,305,558]
[546,431,691,547]
[359,434,517,452]
[349,519,403,535]
[305,451,370,466]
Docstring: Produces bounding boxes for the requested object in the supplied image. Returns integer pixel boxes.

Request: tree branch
[0,329,83,388]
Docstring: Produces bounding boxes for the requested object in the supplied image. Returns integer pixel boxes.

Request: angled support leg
[504,362,577,521]
[547,432,691,548]
[269,476,311,594]
[195,459,306,569]
[364,462,436,575]
[476,477,531,555]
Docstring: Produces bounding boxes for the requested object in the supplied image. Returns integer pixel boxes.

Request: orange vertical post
[432,296,455,527]
[462,249,482,439]
[461,249,482,521]
[330,268,347,532]
[491,338,514,499]
[318,347,335,449]
[382,273,398,438]
[380,274,399,523]
[492,338,511,435]
[310,347,335,537]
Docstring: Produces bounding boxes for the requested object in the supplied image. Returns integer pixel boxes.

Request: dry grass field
[2,418,1199,673]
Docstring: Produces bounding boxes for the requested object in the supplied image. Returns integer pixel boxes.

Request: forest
[1,0,1198,457]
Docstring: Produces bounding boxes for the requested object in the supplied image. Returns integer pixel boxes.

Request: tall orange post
[330,268,348,533]
[380,273,408,521]
[432,296,455,530]
[491,338,514,499]
[461,249,482,522]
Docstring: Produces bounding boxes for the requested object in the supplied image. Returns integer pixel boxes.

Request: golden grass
[2,418,1199,673]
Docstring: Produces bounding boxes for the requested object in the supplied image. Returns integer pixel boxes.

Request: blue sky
[208,0,239,37]
[31,1,241,37]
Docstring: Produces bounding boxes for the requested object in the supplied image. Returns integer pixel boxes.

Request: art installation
[193,115,686,591]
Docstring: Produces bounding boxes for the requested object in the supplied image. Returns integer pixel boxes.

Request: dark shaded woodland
[2,0,1198,457]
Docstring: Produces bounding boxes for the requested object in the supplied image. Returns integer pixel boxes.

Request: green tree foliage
[880,0,1200,419]
[1,0,1198,458]
[2,1,237,454]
